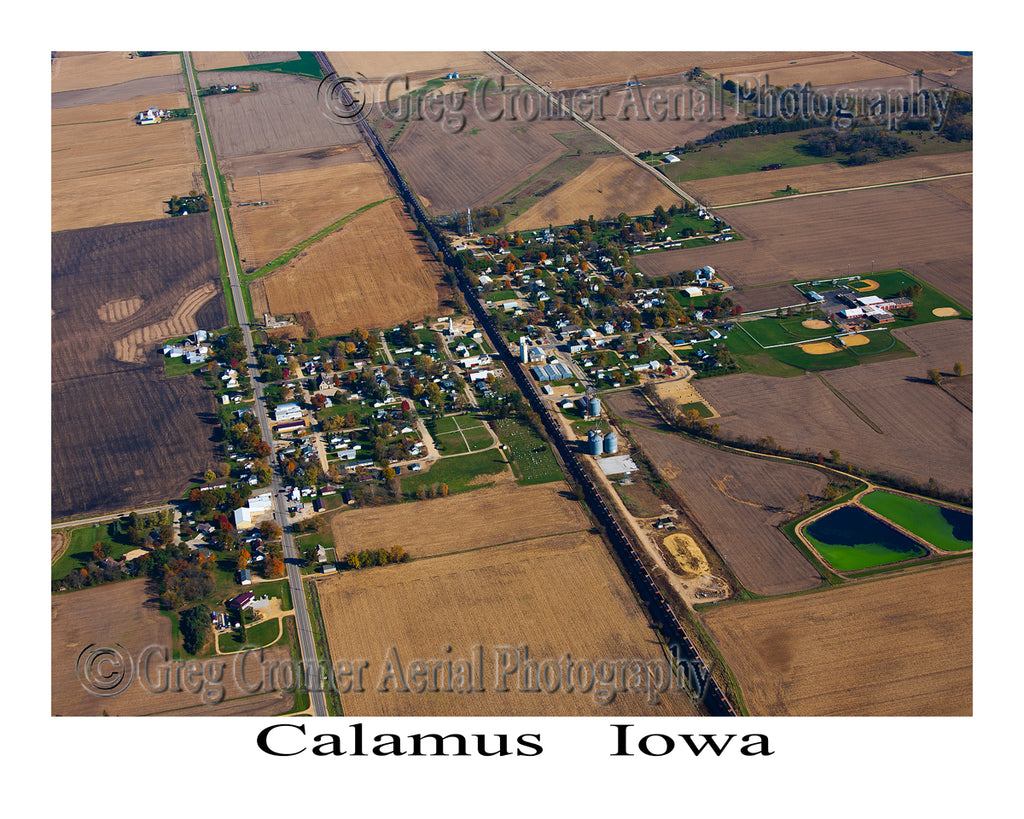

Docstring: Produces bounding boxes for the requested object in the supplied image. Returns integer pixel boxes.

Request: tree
[236,549,251,571]
[92,542,106,562]
[179,605,211,655]
[203,469,217,483]
[953,361,966,377]
[927,368,942,385]
[259,519,283,541]
[265,556,285,578]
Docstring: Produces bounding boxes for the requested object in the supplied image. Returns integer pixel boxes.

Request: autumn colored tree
[236,549,250,571]
[259,520,283,541]
[265,556,285,578]
[92,542,106,561]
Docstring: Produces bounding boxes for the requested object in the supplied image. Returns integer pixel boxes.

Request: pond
[860,491,972,551]
[804,505,928,571]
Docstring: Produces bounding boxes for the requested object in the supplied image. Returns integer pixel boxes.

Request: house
[237,570,252,587]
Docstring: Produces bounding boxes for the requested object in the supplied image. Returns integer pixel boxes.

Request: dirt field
[52,579,296,716]
[51,52,184,94]
[199,70,364,160]
[506,155,679,230]
[714,51,907,89]
[52,95,202,231]
[700,560,972,715]
[52,74,186,109]
[229,160,394,269]
[695,320,973,496]
[329,483,591,560]
[51,217,226,518]
[315,530,699,716]
[390,116,576,214]
[251,198,450,336]
[683,151,973,207]
[635,183,973,301]
[604,391,825,595]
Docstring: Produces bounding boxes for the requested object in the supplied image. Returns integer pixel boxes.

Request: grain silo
[603,430,618,454]
[588,428,604,456]
[589,396,602,418]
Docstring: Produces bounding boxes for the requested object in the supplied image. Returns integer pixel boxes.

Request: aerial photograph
[50,47,973,732]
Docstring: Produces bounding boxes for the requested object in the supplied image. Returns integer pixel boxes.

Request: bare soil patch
[801,318,831,329]
[51,52,184,94]
[52,217,226,518]
[229,160,393,270]
[635,183,972,292]
[696,320,973,496]
[315,531,699,716]
[700,561,972,715]
[254,198,450,336]
[52,74,186,109]
[329,483,590,561]
[190,51,249,71]
[799,340,840,355]
[932,307,960,317]
[662,533,708,576]
[605,391,825,596]
[848,279,879,292]
[715,51,902,89]
[506,155,678,231]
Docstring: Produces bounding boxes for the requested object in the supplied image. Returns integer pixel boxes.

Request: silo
[589,396,602,418]
[588,429,604,456]
[519,337,530,363]
[603,430,618,454]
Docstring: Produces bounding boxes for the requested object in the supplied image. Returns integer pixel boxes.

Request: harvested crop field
[714,51,906,89]
[199,71,364,159]
[325,51,495,90]
[682,151,973,207]
[605,390,824,595]
[251,198,450,336]
[635,183,972,291]
[329,483,590,561]
[51,51,184,94]
[700,561,972,715]
[52,96,201,231]
[506,155,678,230]
[52,73,186,109]
[52,580,296,716]
[315,530,699,716]
[389,117,577,214]
[52,217,225,518]
[230,160,394,269]
[695,320,973,496]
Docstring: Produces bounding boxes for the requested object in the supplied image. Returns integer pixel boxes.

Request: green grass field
[52,523,136,580]
[401,449,510,499]
[493,418,564,485]
[860,491,972,551]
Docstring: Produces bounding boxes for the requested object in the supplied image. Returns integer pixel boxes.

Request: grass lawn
[401,449,510,498]
[493,418,565,485]
[52,523,136,580]
[217,616,283,652]
[860,491,972,551]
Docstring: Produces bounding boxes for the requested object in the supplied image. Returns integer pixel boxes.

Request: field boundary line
[715,171,973,208]
[403,528,595,564]
[815,373,885,434]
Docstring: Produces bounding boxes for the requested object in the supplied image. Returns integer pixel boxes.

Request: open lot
[229,160,394,269]
[635,183,972,305]
[679,148,972,206]
[605,391,825,596]
[506,155,679,230]
[251,198,450,336]
[52,95,202,231]
[700,561,972,715]
[51,52,184,94]
[200,70,363,160]
[52,217,226,518]
[329,483,591,560]
[698,319,972,496]
[315,530,699,716]
[52,579,296,716]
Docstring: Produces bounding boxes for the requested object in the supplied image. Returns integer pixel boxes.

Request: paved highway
[183,53,328,716]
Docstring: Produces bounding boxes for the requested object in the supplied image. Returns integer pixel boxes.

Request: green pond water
[860,491,972,551]
[804,505,928,571]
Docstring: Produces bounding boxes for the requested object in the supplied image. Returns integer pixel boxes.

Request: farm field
[506,155,679,230]
[389,116,580,214]
[199,70,363,160]
[229,160,394,270]
[51,217,226,518]
[329,483,591,561]
[699,561,972,715]
[634,183,972,295]
[51,51,184,94]
[860,491,972,551]
[713,51,914,89]
[315,530,699,716]
[605,390,825,596]
[52,96,202,231]
[52,73,186,108]
[51,579,296,716]
[696,320,972,497]
[250,198,450,336]
[680,150,972,206]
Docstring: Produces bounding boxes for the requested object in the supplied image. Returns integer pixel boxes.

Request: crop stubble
[699,561,972,715]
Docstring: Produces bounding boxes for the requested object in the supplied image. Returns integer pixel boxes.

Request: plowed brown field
[700,561,972,715]
[605,390,824,595]
[51,52,184,93]
[251,198,450,335]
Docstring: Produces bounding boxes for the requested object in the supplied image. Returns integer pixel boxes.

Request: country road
[183,52,328,717]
